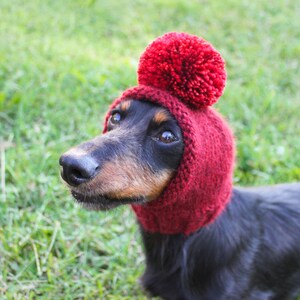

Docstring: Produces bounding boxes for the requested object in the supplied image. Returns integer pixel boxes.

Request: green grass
[0,0,299,299]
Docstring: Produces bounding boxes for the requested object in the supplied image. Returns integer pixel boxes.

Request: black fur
[140,184,300,300]
[60,100,300,299]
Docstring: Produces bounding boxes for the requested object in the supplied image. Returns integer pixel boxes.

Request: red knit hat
[104,32,235,235]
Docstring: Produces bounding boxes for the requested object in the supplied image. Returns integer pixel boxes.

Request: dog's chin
[71,190,146,211]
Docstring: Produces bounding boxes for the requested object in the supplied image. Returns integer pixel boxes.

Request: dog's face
[59,100,184,210]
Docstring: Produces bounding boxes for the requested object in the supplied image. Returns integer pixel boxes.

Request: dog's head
[59,99,184,210]
[59,32,235,234]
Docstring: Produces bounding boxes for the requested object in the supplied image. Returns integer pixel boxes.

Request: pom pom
[138,32,226,108]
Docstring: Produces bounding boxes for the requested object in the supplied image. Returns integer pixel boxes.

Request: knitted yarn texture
[104,32,235,235]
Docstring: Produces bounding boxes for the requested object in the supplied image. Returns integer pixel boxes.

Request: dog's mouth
[71,190,146,211]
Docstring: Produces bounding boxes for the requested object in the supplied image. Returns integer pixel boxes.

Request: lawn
[0,0,299,299]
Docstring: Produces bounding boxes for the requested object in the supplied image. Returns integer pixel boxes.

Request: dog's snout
[59,153,99,186]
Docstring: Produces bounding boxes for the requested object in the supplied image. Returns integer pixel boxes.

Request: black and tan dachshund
[60,99,300,300]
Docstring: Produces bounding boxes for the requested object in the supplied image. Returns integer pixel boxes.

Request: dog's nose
[59,154,99,186]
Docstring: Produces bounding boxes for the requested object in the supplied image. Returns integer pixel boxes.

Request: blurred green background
[0,0,299,299]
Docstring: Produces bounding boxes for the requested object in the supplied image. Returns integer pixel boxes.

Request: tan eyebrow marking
[120,100,132,112]
[153,110,170,124]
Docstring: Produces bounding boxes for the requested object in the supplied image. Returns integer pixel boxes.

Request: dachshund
[60,99,300,300]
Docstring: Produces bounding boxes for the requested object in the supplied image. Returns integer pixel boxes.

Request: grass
[0,0,299,299]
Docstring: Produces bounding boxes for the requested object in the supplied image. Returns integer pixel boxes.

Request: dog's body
[141,183,300,300]
[60,100,300,299]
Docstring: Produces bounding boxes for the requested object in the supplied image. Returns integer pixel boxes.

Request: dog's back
[141,183,300,300]
[242,183,300,299]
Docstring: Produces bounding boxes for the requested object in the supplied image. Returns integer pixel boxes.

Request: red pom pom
[138,32,226,108]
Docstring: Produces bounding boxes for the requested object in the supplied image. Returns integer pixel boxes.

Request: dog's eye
[110,112,122,125]
[158,131,177,144]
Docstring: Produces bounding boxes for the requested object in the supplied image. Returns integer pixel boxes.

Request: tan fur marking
[72,155,173,201]
[153,110,169,124]
[120,100,132,112]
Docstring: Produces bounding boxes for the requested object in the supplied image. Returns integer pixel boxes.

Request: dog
[59,32,300,299]
[60,99,300,300]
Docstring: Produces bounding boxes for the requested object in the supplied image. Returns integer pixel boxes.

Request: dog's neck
[138,188,255,265]
[137,189,259,298]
